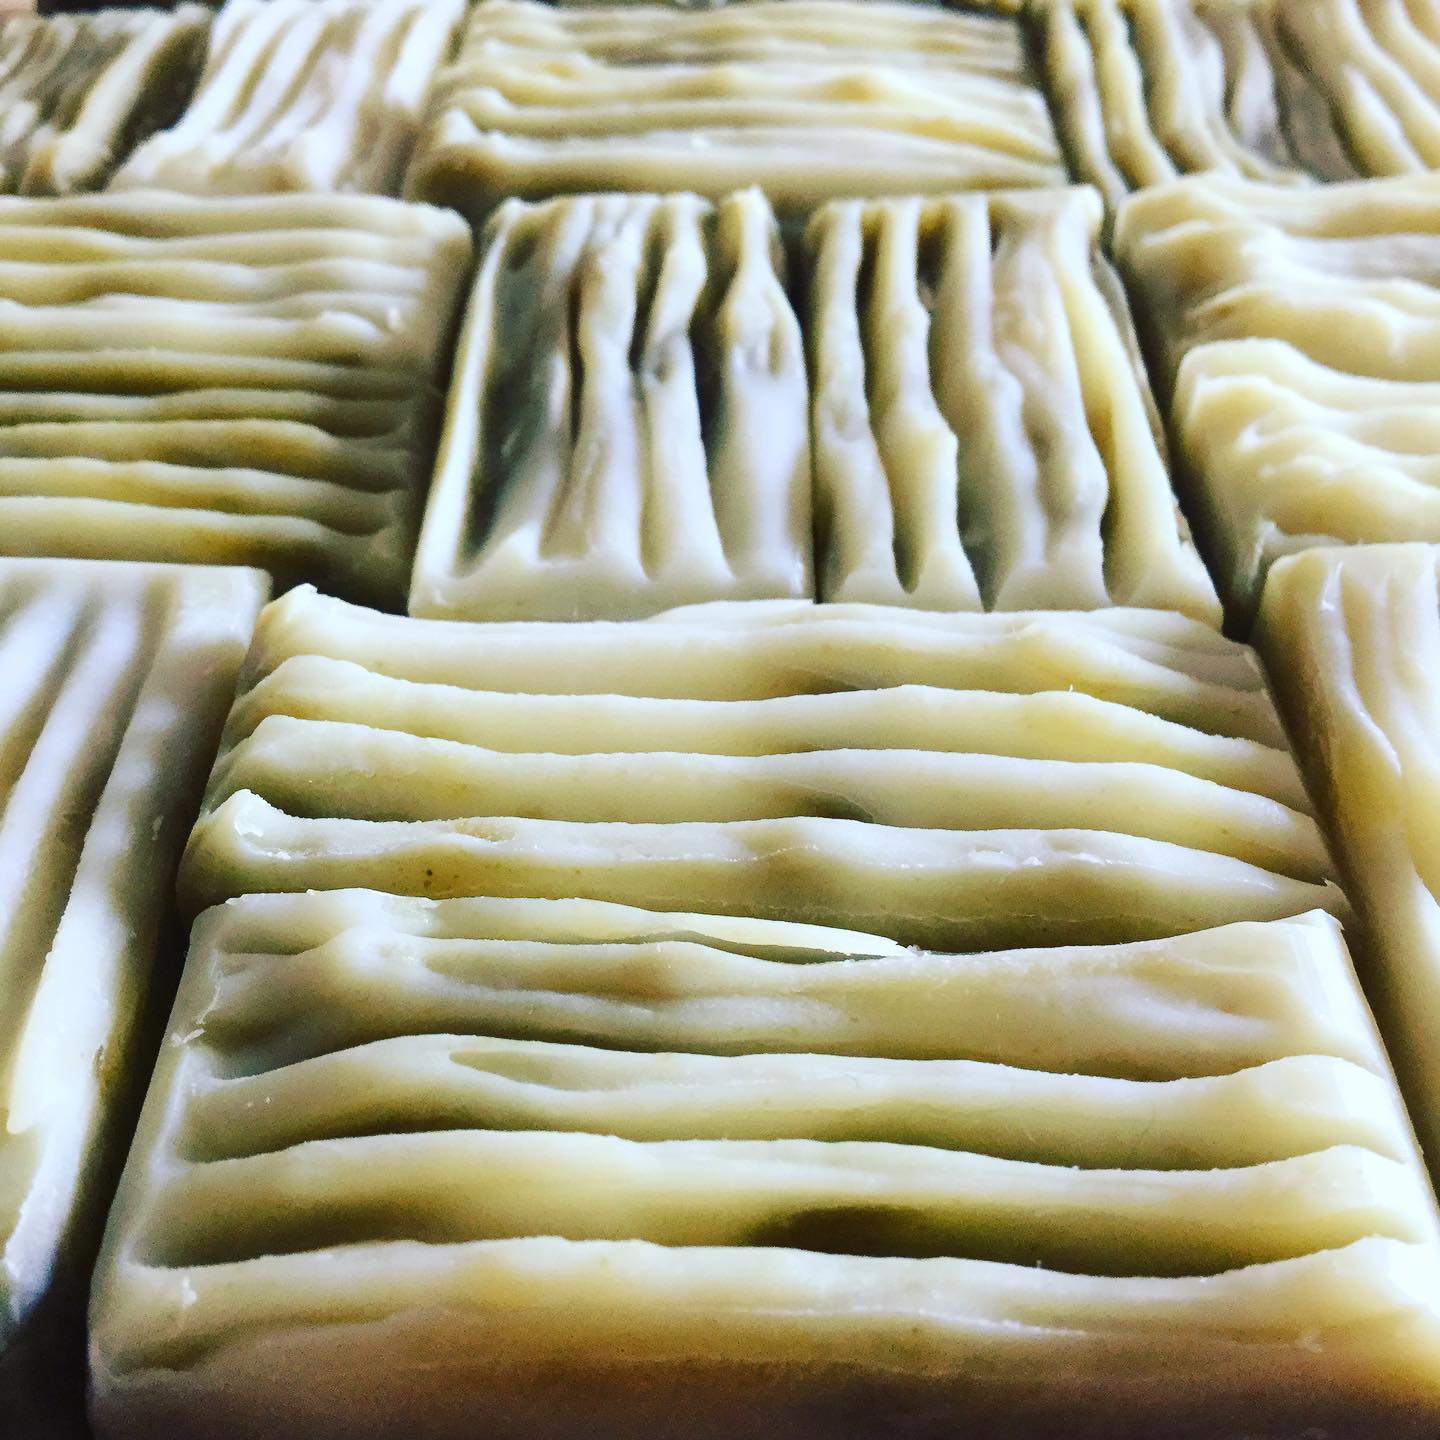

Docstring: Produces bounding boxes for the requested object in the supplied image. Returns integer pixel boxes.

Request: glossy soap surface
[88,893,1440,1440]
[179,588,1340,947]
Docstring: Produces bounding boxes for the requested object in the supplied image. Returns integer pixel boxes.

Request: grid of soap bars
[6,2,1440,1440]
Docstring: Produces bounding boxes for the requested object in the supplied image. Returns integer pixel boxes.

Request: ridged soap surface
[805,187,1216,619]
[0,7,208,196]
[88,892,1440,1439]
[0,190,471,602]
[410,189,812,621]
[1117,172,1440,617]
[404,0,1066,218]
[111,0,463,197]
[1260,543,1440,1168]
[1034,0,1440,211]
[0,557,265,1369]
[180,587,1342,949]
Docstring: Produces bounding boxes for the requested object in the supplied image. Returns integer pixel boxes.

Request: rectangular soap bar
[410,189,812,621]
[180,587,1344,948]
[805,186,1217,619]
[0,190,471,604]
[89,894,1440,1439]
[1115,172,1440,618]
[404,0,1066,220]
[111,0,463,197]
[0,557,267,1431]
[0,8,208,195]
[1259,542,1440,1166]
[1032,0,1384,211]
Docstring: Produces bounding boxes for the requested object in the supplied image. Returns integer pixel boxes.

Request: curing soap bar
[89,894,1440,1440]
[1035,0,1440,210]
[411,189,811,621]
[0,557,266,1424]
[0,190,471,603]
[180,587,1344,947]
[806,187,1216,618]
[112,0,462,197]
[404,0,1066,219]
[1259,542,1440,1167]
[0,8,207,195]
[1117,172,1440,618]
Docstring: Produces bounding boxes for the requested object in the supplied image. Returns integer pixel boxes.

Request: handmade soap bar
[1116,172,1440,617]
[404,0,1066,220]
[806,187,1216,618]
[1033,0,1332,210]
[1035,0,1440,210]
[178,587,1344,947]
[0,557,267,1428]
[112,0,462,197]
[410,190,811,621]
[1259,542,1440,1166]
[89,893,1440,1439]
[0,7,207,195]
[0,190,471,603]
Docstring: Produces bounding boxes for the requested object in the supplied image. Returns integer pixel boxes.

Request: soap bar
[0,557,267,1428]
[1117,174,1440,385]
[1115,172,1440,617]
[1254,0,1440,178]
[0,8,208,195]
[410,189,812,621]
[89,893,1440,1439]
[179,587,1343,948]
[1259,543,1440,1166]
[112,0,462,197]
[1035,0,1440,209]
[1037,0,1289,208]
[404,0,1066,220]
[0,190,471,603]
[805,187,1216,618]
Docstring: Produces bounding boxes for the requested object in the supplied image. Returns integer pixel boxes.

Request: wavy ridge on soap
[0,190,471,601]
[806,187,1216,619]
[1034,0,1440,209]
[88,893,1440,1439]
[177,588,1344,949]
[404,0,1066,217]
[0,556,265,1352]
[1260,543,1440,1169]
[0,7,208,195]
[1117,171,1440,616]
[411,189,811,620]
[111,0,463,197]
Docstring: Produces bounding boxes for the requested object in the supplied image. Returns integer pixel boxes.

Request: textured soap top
[1259,543,1440,1166]
[410,189,812,621]
[1117,172,1440,380]
[415,184,1214,624]
[0,7,208,195]
[112,0,463,197]
[88,892,1440,1439]
[404,0,1066,218]
[178,587,1342,948]
[0,190,471,602]
[1035,0,1440,207]
[805,186,1217,618]
[0,557,266,1399]
[1116,171,1440,617]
